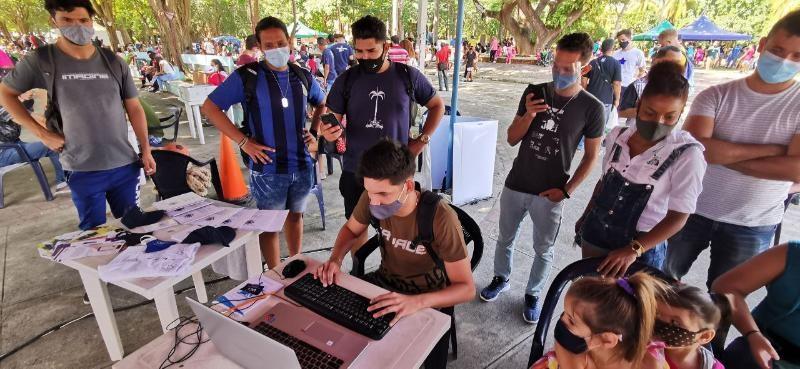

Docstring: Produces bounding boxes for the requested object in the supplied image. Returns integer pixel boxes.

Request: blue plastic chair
[527,257,675,367]
[0,142,54,208]
[309,160,326,230]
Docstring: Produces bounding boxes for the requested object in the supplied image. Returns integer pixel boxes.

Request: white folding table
[60,228,263,361]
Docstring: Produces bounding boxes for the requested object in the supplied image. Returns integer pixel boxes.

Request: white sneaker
[55,182,70,194]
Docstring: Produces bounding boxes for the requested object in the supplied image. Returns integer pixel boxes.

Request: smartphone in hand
[321,113,341,128]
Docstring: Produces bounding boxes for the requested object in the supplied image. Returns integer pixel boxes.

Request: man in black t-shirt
[479,33,604,324]
[583,38,621,130]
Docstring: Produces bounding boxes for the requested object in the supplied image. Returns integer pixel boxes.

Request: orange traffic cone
[218,135,249,201]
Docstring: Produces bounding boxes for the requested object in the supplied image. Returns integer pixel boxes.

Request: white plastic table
[113,255,451,369]
[60,228,262,361]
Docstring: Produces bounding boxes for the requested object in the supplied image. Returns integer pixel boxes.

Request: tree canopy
[2,0,797,55]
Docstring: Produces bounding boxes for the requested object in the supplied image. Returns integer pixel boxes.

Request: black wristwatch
[561,188,571,199]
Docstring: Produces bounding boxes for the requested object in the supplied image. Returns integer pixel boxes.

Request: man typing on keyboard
[314,139,476,369]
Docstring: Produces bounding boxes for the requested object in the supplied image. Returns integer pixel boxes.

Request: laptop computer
[187,296,370,369]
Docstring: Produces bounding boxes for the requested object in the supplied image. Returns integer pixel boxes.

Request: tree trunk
[290,0,298,39]
[147,0,192,71]
[120,28,133,45]
[433,0,440,43]
[613,1,630,34]
[91,0,121,48]
[473,0,585,55]
[0,21,12,44]
[248,0,259,33]
[397,0,404,37]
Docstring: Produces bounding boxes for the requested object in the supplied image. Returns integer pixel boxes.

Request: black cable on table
[158,316,210,369]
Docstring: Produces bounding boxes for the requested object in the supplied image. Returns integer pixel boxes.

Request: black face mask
[358,48,386,73]
[636,115,676,142]
[654,320,703,347]
[554,317,589,354]
[619,41,630,49]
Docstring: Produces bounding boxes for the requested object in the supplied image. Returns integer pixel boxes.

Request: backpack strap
[235,62,261,169]
[395,62,417,128]
[37,45,62,133]
[287,63,310,98]
[95,46,124,98]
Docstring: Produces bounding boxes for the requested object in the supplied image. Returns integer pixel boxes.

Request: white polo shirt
[602,126,707,232]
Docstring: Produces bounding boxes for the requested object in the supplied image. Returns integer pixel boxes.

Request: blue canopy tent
[678,15,752,41]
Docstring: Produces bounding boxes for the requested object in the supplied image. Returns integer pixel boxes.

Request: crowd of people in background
[0,1,799,369]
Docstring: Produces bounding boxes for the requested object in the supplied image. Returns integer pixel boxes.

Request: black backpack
[369,188,450,287]
[236,61,311,166]
[36,44,124,134]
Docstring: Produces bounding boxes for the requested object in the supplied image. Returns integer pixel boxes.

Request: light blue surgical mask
[552,70,579,90]
[264,46,290,68]
[368,186,409,220]
[757,50,800,84]
[59,24,94,46]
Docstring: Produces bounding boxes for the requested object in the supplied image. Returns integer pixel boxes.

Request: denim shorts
[250,168,314,213]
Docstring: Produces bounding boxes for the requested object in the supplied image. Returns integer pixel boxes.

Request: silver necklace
[546,88,579,123]
[268,69,289,108]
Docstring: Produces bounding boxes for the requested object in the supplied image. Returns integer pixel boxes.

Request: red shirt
[436,46,451,63]
[236,53,257,66]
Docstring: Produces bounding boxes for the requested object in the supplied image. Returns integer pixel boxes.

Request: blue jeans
[0,141,65,183]
[494,186,564,296]
[250,168,314,213]
[154,72,180,90]
[66,162,141,230]
[665,214,777,288]
[437,69,449,91]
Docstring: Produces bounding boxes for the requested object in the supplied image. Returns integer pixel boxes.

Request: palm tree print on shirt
[367,86,385,129]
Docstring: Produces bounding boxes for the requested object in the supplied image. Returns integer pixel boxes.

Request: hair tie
[616,278,636,297]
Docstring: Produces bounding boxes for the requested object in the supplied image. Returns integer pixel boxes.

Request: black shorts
[339,171,364,219]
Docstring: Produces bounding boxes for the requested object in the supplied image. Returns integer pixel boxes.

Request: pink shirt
[0,50,14,69]
[387,45,409,64]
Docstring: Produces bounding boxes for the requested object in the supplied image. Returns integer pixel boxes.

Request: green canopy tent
[633,20,675,41]
[286,22,329,39]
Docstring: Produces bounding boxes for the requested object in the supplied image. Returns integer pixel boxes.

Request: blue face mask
[368,186,408,220]
[553,70,579,90]
[757,50,800,84]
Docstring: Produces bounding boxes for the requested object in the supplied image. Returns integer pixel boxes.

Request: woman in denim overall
[577,61,706,278]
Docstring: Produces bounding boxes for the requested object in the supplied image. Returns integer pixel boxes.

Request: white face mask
[264,47,290,68]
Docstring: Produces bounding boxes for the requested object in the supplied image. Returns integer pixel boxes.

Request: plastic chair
[773,192,799,246]
[150,150,223,200]
[527,257,675,367]
[0,142,54,208]
[309,160,326,230]
[151,106,183,142]
[350,200,484,359]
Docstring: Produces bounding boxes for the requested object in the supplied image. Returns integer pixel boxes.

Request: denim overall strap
[651,143,697,180]
[610,127,629,164]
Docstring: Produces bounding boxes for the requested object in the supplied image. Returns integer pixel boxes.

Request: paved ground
[0,63,796,369]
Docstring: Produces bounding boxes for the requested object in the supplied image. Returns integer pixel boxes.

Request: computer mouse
[282,259,307,279]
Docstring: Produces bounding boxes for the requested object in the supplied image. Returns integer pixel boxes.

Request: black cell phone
[321,113,340,128]
[534,85,548,101]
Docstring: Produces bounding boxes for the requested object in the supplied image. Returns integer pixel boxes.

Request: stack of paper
[98,243,201,282]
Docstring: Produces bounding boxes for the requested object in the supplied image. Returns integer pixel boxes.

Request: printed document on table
[220,208,259,229]
[166,200,211,218]
[172,205,225,224]
[238,210,289,232]
[189,207,243,227]
[152,192,206,211]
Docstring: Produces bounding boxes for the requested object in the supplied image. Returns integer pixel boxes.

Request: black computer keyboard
[253,321,345,369]
[284,273,394,340]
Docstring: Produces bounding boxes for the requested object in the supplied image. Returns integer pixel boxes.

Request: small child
[656,285,731,369]
[531,272,671,369]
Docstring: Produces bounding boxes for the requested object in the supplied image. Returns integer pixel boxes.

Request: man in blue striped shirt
[202,16,326,268]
